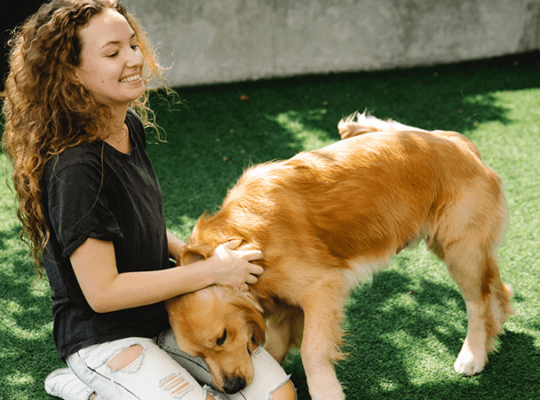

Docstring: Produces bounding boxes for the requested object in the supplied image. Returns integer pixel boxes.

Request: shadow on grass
[283,267,538,400]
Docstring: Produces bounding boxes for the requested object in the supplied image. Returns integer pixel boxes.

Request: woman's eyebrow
[101,33,137,49]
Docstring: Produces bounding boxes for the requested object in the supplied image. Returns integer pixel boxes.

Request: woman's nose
[126,47,143,68]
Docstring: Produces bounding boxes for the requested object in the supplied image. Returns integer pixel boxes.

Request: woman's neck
[104,105,132,153]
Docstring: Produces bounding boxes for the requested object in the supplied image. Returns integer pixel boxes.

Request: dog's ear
[248,313,267,352]
[180,244,214,266]
[230,291,267,351]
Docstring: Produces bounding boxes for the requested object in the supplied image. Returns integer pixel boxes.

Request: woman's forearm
[71,237,216,313]
[167,230,187,264]
[71,237,263,314]
[90,261,217,313]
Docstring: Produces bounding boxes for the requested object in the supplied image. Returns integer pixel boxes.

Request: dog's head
[165,285,266,394]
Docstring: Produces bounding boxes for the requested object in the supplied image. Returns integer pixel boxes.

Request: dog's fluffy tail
[337,111,427,140]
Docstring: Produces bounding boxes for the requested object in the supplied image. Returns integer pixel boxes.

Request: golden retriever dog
[166,113,513,400]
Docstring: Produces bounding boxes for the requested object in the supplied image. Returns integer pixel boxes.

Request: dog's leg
[442,241,511,375]
[489,280,514,329]
[266,310,304,364]
[299,279,347,400]
[266,319,290,364]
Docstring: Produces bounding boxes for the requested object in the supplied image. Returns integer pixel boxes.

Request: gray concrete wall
[122,0,540,87]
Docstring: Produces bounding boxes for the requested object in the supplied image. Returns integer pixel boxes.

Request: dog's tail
[337,111,427,140]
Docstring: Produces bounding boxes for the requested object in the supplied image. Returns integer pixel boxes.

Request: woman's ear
[67,63,82,85]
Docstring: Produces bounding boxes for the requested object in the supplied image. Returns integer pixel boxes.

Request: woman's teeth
[120,74,141,83]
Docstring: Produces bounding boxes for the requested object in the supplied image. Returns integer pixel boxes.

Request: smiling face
[75,8,145,108]
[166,286,266,394]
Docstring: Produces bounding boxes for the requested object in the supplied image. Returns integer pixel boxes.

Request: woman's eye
[217,329,227,346]
[131,44,138,51]
[107,52,119,58]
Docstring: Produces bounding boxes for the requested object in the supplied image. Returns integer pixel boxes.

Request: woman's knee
[107,344,144,371]
[271,380,296,400]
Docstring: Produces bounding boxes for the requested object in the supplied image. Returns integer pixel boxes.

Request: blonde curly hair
[2,0,165,275]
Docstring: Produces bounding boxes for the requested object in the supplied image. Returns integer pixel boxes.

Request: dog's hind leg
[429,172,512,375]
[299,275,347,400]
[442,239,512,375]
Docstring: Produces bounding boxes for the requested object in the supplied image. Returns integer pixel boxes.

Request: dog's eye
[217,329,227,346]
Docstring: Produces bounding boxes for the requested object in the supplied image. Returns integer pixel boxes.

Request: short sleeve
[45,157,123,258]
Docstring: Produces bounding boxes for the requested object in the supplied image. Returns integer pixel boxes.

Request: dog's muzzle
[223,376,246,394]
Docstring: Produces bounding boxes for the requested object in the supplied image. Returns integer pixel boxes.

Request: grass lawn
[1,52,539,399]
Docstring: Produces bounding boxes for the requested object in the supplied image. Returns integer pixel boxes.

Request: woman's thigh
[158,329,293,400]
[66,337,214,400]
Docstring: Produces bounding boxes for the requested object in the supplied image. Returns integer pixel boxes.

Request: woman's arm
[167,230,187,264]
[70,237,263,314]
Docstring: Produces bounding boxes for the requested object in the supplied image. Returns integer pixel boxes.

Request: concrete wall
[122,0,540,87]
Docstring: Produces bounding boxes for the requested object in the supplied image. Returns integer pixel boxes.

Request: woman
[2,1,296,399]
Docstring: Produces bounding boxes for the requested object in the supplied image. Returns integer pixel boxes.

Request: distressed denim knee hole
[107,344,145,373]
[160,373,193,399]
[269,378,296,400]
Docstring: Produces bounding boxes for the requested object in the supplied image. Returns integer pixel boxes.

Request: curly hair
[2,0,165,275]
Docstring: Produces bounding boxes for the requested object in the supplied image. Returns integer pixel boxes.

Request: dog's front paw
[306,372,345,400]
[309,386,345,400]
[454,347,487,375]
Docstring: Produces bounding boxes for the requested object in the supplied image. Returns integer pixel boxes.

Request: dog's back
[338,112,482,159]
[337,111,428,139]
[191,115,505,293]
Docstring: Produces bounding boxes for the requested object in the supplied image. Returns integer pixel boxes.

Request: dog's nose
[223,376,246,394]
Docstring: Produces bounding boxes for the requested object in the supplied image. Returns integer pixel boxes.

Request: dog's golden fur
[166,113,513,400]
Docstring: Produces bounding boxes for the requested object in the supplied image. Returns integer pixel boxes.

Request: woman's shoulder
[126,107,142,123]
[125,108,146,144]
[43,142,105,180]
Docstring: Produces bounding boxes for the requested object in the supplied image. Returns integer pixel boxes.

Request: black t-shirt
[41,109,171,359]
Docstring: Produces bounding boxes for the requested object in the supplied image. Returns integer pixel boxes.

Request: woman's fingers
[225,242,263,261]
[245,272,259,285]
[248,263,264,277]
[211,240,264,289]
[243,249,263,262]
[221,238,242,251]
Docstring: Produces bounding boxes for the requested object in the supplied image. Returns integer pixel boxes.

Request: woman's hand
[209,240,264,290]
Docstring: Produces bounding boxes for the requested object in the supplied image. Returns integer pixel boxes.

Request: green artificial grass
[1,52,539,399]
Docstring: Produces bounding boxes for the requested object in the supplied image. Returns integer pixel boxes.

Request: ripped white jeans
[66,329,291,400]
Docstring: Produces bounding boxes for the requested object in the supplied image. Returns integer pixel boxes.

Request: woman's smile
[120,73,142,83]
